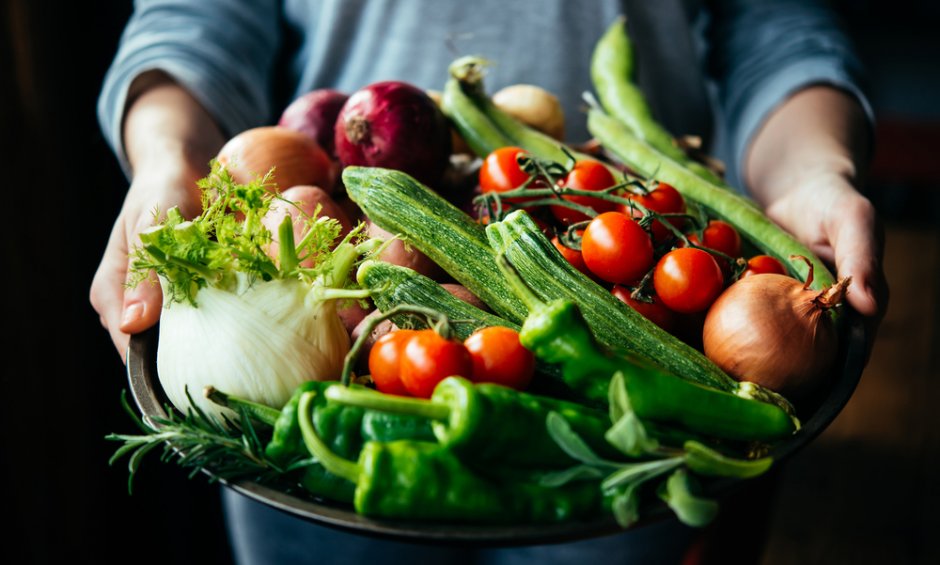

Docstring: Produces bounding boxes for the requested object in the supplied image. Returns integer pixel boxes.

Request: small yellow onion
[492,84,566,141]
[216,126,335,193]
[702,264,851,398]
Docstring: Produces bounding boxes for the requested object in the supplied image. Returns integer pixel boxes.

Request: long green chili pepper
[325,376,622,471]
[496,255,798,442]
[298,391,605,523]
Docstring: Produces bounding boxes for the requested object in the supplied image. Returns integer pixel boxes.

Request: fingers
[90,202,166,362]
[829,195,888,320]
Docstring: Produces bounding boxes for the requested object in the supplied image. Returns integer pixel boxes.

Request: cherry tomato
[464,326,535,390]
[550,160,617,225]
[688,220,741,258]
[611,286,676,332]
[653,248,724,314]
[479,146,533,197]
[551,234,590,276]
[368,329,416,396]
[581,212,654,284]
[621,182,685,242]
[399,330,473,398]
[741,254,788,278]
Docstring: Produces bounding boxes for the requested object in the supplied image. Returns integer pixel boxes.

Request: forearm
[744,85,871,208]
[123,71,226,185]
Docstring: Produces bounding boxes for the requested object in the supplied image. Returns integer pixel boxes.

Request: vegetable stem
[324,385,451,421]
[298,391,360,483]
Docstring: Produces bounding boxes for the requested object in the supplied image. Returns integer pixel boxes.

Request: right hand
[90,165,204,361]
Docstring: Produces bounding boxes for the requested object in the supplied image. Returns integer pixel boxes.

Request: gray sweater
[98,0,870,189]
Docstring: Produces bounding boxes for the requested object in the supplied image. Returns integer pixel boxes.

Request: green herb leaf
[610,483,641,528]
[605,372,658,456]
[546,411,620,469]
[657,468,719,528]
[538,464,607,488]
[683,440,773,479]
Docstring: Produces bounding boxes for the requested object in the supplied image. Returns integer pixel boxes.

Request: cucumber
[587,108,835,290]
[487,209,741,394]
[342,166,527,323]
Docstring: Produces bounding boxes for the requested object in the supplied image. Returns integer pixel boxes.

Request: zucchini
[357,260,515,339]
[357,259,586,403]
[486,209,741,394]
[587,108,835,290]
[342,166,527,323]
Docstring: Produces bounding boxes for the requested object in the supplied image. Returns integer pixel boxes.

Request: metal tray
[125,312,866,545]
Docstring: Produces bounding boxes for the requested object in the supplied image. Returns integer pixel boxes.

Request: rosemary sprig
[106,389,284,494]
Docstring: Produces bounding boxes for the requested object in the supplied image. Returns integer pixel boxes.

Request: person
[91,1,888,563]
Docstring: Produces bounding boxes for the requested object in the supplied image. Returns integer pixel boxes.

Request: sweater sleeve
[705,0,874,190]
[96,0,282,176]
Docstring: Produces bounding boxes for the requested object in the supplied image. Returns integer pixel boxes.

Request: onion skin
[278,89,349,158]
[702,273,850,398]
[366,220,444,280]
[492,84,566,141]
[217,126,334,193]
[334,81,452,186]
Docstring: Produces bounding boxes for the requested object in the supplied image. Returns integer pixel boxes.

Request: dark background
[1,1,938,564]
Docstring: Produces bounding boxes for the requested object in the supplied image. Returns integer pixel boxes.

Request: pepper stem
[297,391,360,483]
[204,386,281,427]
[325,385,451,421]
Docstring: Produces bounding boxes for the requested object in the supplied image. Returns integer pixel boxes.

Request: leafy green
[657,469,719,528]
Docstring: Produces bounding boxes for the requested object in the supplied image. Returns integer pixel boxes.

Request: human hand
[90,166,203,361]
[90,75,224,361]
[762,170,888,354]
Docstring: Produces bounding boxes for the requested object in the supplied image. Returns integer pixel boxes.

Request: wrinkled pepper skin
[520,300,797,442]
[354,440,604,523]
[430,377,620,469]
[264,381,434,502]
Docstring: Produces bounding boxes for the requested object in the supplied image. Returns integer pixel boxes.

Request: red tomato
[551,234,590,276]
[479,146,533,197]
[581,212,654,284]
[688,220,741,258]
[464,326,535,390]
[653,248,724,314]
[611,286,676,332]
[550,160,617,225]
[368,330,416,396]
[399,330,473,398]
[741,254,788,278]
[621,182,685,242]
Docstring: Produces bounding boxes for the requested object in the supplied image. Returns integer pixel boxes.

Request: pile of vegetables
[108,16,853,534]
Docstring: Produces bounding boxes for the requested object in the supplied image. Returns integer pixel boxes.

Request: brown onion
[216,126,334,193]
[702,261,851,398]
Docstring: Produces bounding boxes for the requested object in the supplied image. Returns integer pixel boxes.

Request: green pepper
[325,376,621,471]
[209,382,435,503]
[497,257,798,442]
[298,391,604,523]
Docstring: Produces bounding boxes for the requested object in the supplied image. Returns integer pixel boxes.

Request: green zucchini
[357,259,515,339]
[486,209,741,394]
[587,108,835,290]
[342,166,527,323]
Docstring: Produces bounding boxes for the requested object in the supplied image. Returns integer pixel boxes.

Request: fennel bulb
[131,164,375,421]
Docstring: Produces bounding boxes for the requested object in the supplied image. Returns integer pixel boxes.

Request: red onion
[278,89,349,158]
[702,261,851,398]
[334,81,451,186]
